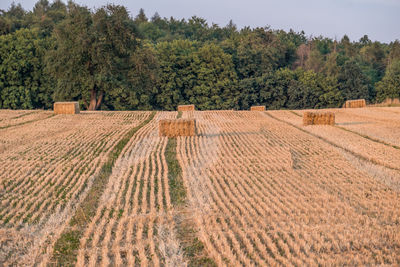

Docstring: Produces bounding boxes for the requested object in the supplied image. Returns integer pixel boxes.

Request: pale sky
[1,0,399,43]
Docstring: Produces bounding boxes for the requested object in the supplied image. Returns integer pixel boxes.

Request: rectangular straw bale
[344,99,366,108]
[54,102,80,114]
[177,105,195,111]
[159,119,196,137]
[250,106,266,111]
[384,98,400,105]
[303,111,335,126]
[303,112,313,125]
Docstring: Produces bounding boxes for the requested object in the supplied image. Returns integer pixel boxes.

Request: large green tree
[222,27,289,80]
[155,40,237,110]
[155,39,197,110]
[376,60,400,101]
[0,3,26,35]
[238,68,294,110]
[188,43,237,109]
[105,42,159,110]
[337,59,370,101]
[46,3,140,110]
[25,0,67,36]
[287,69,342,109]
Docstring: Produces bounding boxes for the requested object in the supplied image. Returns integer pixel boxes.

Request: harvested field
[0,110,53,129]
[178,110,400,265]
[0,110,151,265]
[0,110,37,121]
[74,112,184,266]
[290,108,400,147]
[1,107,400,265]
[270,112,400,170]
[333,108,400,147]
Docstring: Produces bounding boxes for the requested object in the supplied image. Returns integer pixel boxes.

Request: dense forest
[0,0,399,110]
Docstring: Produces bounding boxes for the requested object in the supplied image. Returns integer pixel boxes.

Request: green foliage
[337,59,370,101]
[137,21,167,42]
[304,49,325,72]
[155,40,237,110]
[134,8,148,24]
[165,138,186,205]
[0,3,26,35]
[189,43,238,109]
[287,69,342,109]
[105,42,159,110]
[224,27,290,79]
[0,0,399,110]
[45,3,140,110]
[238,67,342,110]
[52,230,81,265]
[0,28,52,109]
[155,39,197,110]
[376,60,400,101]
[388,41,400,65]
[258,68,294,109]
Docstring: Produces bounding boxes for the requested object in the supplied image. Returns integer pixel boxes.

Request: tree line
[1,0,399,110]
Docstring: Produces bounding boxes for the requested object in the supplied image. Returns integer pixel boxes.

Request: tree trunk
[95,91,103,110]
[88,88,104,110]
[83,99,89,110]
[88,89,97,111]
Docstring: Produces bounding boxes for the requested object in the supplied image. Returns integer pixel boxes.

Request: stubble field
[0,107,399,266]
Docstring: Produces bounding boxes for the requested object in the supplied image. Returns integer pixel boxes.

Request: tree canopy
[0,1,399,110]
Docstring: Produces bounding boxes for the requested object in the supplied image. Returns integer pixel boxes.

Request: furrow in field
[0,110,34,121]
[0,111,53,130]
[0,110,43,127]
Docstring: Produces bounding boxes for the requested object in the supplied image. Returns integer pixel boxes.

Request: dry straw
[177,105,195,111]
[53,102,80,114]
[250,106,266,111]
[303,111,335,126]
[159,119,196,137]
[344,99,366,108]
[383,98,400,105]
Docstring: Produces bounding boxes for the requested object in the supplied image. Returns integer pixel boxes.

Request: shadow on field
[198,131,260,137]
[336,121,373,126]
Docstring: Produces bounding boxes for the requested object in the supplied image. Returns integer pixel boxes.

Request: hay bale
[177,105,195,111]
[159,119,196,137]
[250,106,266,111]
[383,98,400,105]
[303,111,335,126]
[54,102,80,114]
[344,99,366,108]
